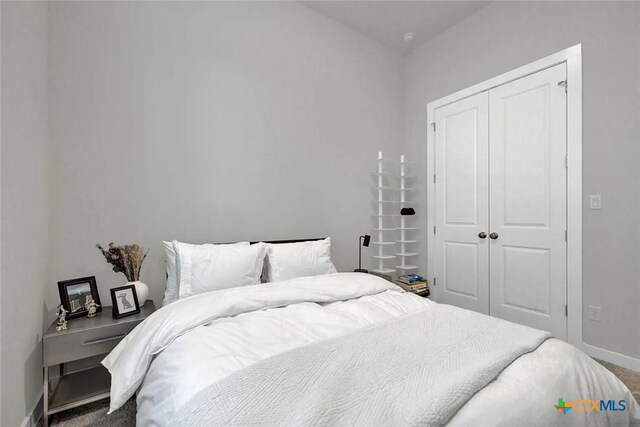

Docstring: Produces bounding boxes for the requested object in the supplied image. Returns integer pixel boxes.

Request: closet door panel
[434,92,489,314]
[488,63,567,339]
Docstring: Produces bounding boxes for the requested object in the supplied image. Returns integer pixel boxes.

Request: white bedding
[172,304,552,426]
[103,273,640,426]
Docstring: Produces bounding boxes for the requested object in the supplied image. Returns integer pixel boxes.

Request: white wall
[1,2,49,426]
[404,1,640,359]
[5,2,639,423]
[48,2,403,311]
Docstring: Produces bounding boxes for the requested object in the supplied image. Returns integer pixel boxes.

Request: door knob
[489,232,499,240]
[478,232,487,239]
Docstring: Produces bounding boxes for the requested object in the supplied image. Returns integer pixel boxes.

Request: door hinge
[433,226,436,235]
[565,230,567,241]
[558,80,567,93]
[565,304,568,317]
[565,156,568,169]
[431,122,436,132]
[433,174,436,184]
[433,278,437,287]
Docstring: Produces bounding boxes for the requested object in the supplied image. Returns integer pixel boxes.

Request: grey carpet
[47,397,135,427]
[44,359,640,426]
[596,359,640,403]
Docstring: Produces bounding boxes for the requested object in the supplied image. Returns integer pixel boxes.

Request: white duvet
[103,273,640,426]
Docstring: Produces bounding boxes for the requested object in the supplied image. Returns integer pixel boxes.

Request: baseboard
[583,343,640,372]
[19,393,43,427]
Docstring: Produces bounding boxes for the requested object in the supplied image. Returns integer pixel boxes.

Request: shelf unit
[371,151,397,275]
[396,155,419,273]
[369,153,421,277]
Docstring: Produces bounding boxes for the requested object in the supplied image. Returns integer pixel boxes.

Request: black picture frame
[58,276,102,320]
[110,284,141,319]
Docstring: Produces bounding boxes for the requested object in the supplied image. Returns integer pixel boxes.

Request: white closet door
[435,92,489,314]
[488,63,567,339]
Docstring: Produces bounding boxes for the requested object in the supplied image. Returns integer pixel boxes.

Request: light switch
[589,195,602,210]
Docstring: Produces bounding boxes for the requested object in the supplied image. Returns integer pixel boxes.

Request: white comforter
[103,273,640,426]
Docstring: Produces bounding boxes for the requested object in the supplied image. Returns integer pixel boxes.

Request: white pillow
[264,238,337,282]
[162,240,249,306]
[176,241,267,299]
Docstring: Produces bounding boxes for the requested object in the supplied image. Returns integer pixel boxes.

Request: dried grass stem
[96,243,149,282]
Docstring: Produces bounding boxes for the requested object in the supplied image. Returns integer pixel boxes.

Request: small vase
[127,281,149,305]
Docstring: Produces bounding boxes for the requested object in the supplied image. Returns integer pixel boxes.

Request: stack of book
[396,274,429,296]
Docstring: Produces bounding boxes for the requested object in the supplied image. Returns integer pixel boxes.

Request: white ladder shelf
[396,155,418,273]
[371,151,396,275]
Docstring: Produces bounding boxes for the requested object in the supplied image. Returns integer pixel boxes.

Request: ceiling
[302,1,491,54]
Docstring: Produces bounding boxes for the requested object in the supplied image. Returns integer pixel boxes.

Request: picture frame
[58,276,102,320]
[110,284,141,319]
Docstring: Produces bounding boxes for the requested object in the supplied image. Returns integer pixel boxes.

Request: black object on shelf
[416,288,430,298]
[354,235,371,273]
[400,207,415,216]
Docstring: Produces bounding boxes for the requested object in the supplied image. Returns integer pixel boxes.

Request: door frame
[426,44,582,348]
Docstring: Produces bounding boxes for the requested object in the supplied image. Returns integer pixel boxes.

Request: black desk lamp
[354,235,371,273]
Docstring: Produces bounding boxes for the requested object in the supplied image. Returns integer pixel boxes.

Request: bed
[103,240,640,426]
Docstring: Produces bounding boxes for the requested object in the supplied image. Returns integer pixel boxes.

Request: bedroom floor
[595,359,640,403]
[41,359,640,426]
[46,398,135,427]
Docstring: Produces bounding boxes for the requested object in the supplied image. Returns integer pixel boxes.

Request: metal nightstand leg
[43,365,49,427]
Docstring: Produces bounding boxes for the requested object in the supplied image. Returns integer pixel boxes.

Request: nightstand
[42,301,155,426]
